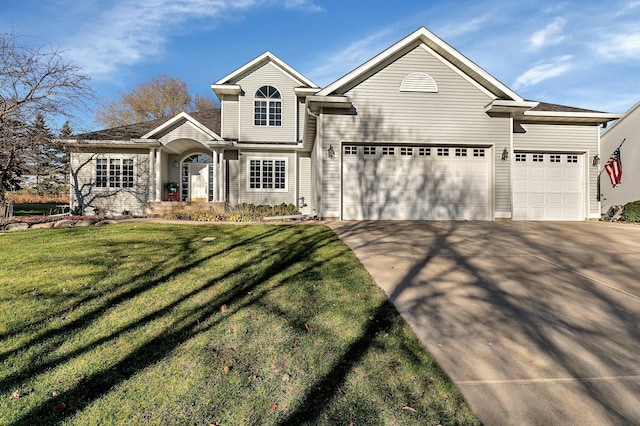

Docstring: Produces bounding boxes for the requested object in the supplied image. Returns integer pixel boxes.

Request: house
[600,100,640,210]
[67,27,620,220]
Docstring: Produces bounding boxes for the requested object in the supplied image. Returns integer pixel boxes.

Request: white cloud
[305,27,395,86]
[512,55,574,90]
[616,0,640,15]
[542,3,568,14]
[437,13,492,39]
[284,0,323,12]
[528,17,567,50]
[63,0,321,78]
[66,0,259,76]
[595,30,640,60]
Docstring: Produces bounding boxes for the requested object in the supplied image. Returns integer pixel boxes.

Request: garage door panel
[342,145,490,220]
[530,193,546,204]
[565,193,581,204]
[548,168,563,178]
[530,167,546,178]
[547,193,563,205]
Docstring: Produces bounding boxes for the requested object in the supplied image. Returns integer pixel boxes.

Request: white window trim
[246,157,288,192]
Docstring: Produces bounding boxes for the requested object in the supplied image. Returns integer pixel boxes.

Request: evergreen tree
[24,114,69,196]
[59,121,73,138]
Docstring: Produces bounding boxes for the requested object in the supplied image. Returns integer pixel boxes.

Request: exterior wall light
[592,155,600,167]
[328,145,335,159]
[501,148,509,161]
[173,160,179,167]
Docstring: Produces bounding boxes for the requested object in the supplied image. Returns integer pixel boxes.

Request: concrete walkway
[329,220,640,425]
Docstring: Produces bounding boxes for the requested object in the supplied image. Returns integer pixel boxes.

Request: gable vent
[400,72,438,93]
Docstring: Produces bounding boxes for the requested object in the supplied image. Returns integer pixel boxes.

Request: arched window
[254,85,282,126]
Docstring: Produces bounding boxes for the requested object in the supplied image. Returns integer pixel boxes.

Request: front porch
[144,201,226,218]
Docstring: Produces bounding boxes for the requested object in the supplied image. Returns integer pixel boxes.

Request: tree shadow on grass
[0,225,281,367]
[10,225,342,424]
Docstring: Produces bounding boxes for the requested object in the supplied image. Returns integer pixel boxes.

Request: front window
[248,158,287,191]
[96,158,133,188]
[254,85,281,126]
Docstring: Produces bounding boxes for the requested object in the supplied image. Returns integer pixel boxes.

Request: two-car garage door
[342,144,490,220]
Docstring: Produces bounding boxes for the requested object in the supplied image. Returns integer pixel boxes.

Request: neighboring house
[67,27,620,220]
[600,100,640,210]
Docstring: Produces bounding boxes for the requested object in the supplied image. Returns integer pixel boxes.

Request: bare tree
[0,32,92,203]
[193,93,218,112]
[95,75,219,127]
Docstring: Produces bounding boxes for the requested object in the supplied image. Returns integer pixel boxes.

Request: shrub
[6,189,68,204]
[165,207,225,222]
[164,203,300,222]
[622,200,640,222]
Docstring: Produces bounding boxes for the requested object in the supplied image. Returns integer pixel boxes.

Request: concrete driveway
[329,220,640,425]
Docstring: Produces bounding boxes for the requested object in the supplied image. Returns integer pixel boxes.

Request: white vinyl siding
[70,150,150,216]
[321,44,509,218]
[297,154,312,215]
[600,104,640,210]
[297,97,306,141]
[221,94,239,140]
[227,159,240,204]
[514,123,598,218]
[231,61,299,143]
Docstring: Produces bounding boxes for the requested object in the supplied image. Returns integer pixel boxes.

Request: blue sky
[2,0,640,132]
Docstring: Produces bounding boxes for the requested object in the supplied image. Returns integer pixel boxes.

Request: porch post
[155,148,162,201]
[148,148,155,201]
[220,149,226,203]
[213,150,221,202]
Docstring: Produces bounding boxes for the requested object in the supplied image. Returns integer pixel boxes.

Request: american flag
[604,147,622,188]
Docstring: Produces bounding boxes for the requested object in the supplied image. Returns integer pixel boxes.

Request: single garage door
[513,152,584,220]
[342,144,490,220]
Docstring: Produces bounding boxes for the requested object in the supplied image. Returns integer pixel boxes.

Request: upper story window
[254,85,282,126]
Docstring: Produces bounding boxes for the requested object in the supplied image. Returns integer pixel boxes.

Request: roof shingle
[528,101,605,114]
[72,109,221,141]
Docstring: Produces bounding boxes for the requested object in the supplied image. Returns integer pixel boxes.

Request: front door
[190,163,209,201]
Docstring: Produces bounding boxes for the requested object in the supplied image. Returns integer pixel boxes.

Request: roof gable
[213,51,318,89]
[317,27,522,101]
[141,111,221,141]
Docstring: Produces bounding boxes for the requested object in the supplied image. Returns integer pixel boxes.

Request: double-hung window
[254,86,282,126]
[248,158,287,191]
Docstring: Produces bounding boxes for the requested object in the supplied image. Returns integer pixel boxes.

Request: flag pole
[597,138,626,201]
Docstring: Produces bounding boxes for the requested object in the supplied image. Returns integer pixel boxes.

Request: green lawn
[0,223,478,425]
